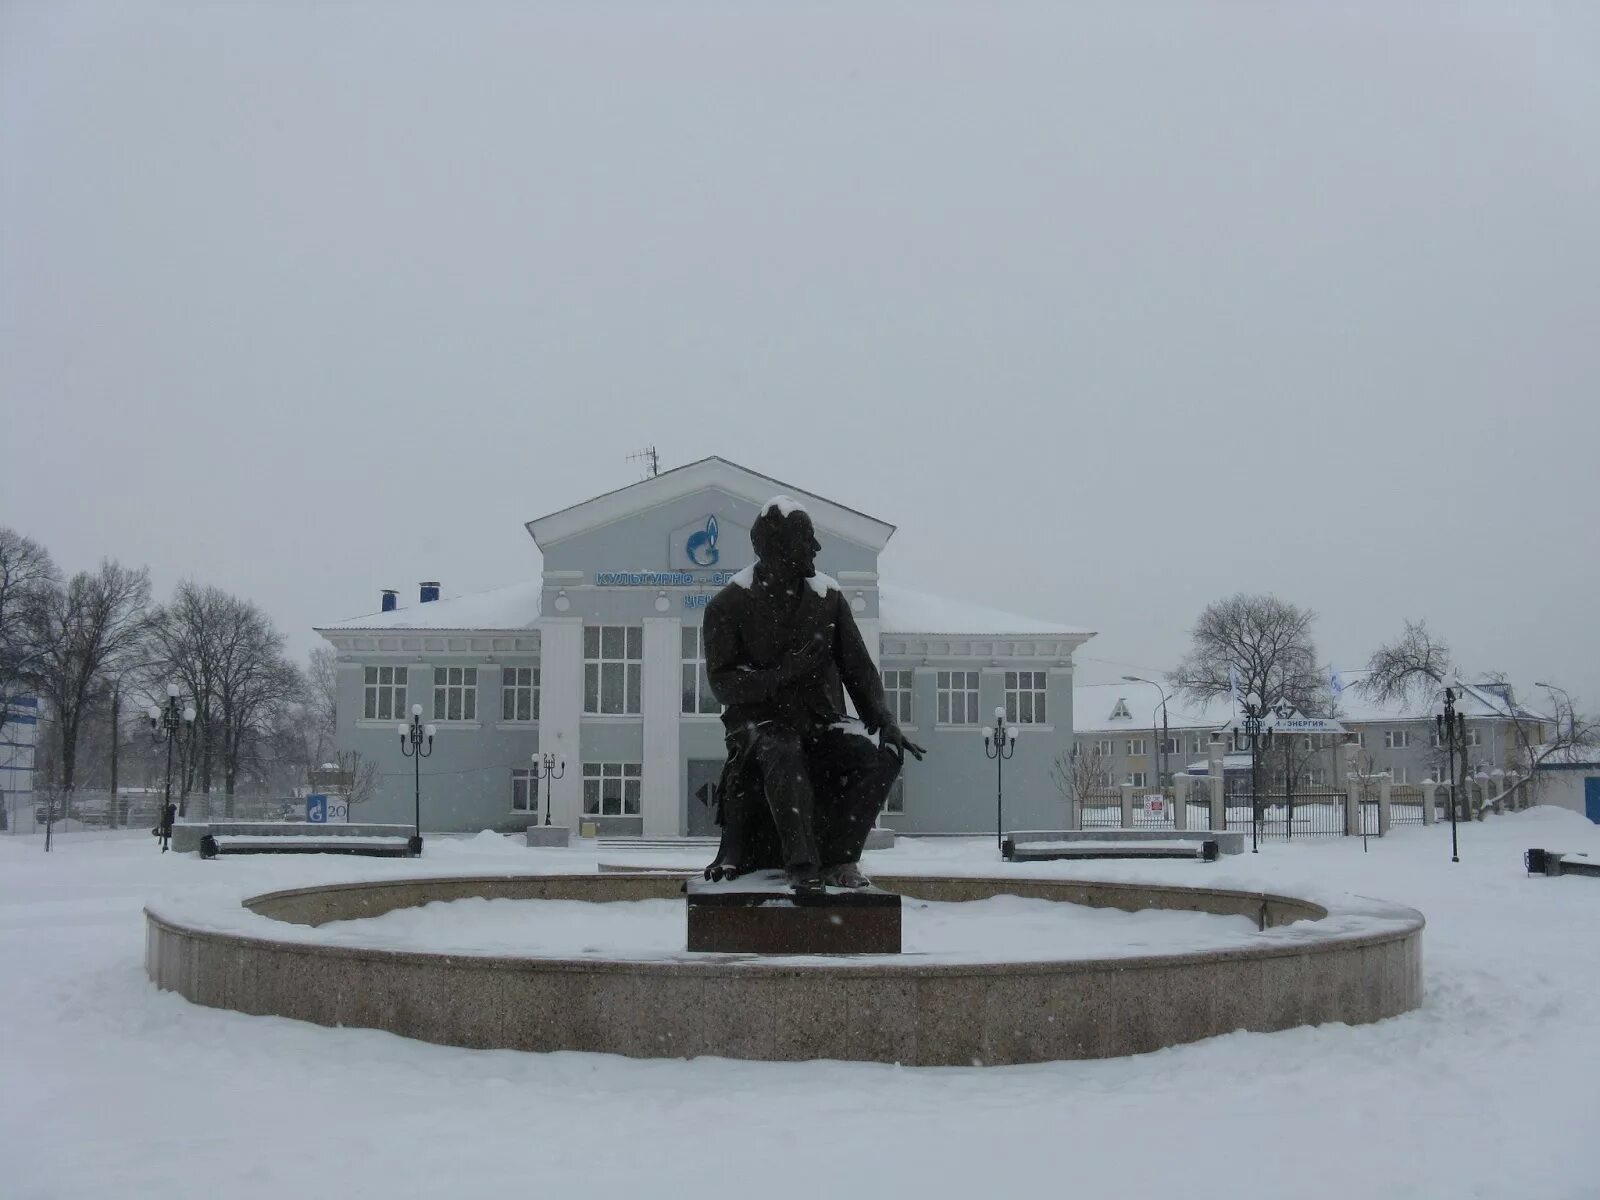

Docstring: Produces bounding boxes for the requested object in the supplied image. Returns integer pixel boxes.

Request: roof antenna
[628,445,660,479]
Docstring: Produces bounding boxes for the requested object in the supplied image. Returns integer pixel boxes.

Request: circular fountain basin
[144,872,1423,1065]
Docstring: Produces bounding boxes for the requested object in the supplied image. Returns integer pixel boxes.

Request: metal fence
[1080,790,1123,829]
[4,790,303,835]
[1225,790,1349,839]
[1390,784,1427,826]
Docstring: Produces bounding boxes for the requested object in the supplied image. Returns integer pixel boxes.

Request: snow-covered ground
[3,809,1598,1199]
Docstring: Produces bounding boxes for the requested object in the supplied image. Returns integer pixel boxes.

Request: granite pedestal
[685,871,901,954]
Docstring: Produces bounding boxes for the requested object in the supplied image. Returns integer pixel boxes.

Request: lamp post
[1122,675,1171,788]
[398,703,434,855]
[534,752,564,826]
[1534,681,1574,745]
[147,684,196,853]
[983,706,1018,851]
[1238,692,1273,854]
[1437,683,1466,863]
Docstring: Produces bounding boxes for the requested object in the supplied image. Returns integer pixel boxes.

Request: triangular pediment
[525,457,896,552]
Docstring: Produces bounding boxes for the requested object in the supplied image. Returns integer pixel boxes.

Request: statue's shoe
[823,862,871,889]
[787,866,827,895]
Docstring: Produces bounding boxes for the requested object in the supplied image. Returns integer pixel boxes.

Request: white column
[1422,781,1437,825]
[1119,784,1135,829]
[1378,776,1392,835]
[1172,775,1189,831]
[538,619,584,830]
[640,616,683,837]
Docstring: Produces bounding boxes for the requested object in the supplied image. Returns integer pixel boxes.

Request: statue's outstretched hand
[879,723,926,762]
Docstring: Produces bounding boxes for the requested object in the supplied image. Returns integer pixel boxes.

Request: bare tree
[1051,740,1111,820]
[336,749,380,810]
[146,582,229,811]
[210,596,301,814]
[1170,593,1323,713]
[25,561,152,839]
[0,528,59,741]
[1359,619,1454,707]
[307,646,338,757]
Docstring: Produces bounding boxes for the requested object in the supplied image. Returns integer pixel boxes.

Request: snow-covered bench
[197,829,421,859]
[173,820,416,855]
[1003,828,1239,862]
[1525,849,1600,879]
[1004,837,1219,863]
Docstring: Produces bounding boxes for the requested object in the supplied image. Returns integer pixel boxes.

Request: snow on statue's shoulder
[761,495,807,519]
[727,565,756,589]
[806,571,839,599]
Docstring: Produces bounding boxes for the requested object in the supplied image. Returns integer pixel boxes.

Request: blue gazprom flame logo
[686,515,720,566]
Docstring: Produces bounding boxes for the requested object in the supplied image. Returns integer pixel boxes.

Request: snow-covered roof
[876,584,1092,638]
[1071,677,1549,735]
[525,457,895,552]
[1073,683,1232,733]
[316,580,542,632]
[319,578,1087,640]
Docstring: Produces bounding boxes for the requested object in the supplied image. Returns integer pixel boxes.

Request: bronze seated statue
[700,498,923,892]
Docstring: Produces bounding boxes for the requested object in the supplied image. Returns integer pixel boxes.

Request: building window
[1127,738,1147,756]
[883,670,915,725]
[583,762,641,816]
[882,777,905,815]
[511,767,538,814]
[1004,670,1047,724]
[1301,768,1327,786]
[501,667,539,722]
[1098,738,1115,757]
[1465,728,1482,748]
[936,670,980,725]
[1355,731,1368,748]
[433,666,477,721]
[680,627,720,715]
[1110,699,1131,720]
[1190,735,1205,754]
[1162,736,1183,755]
[1127,771,1147,788]
[1384,729,1410,749]
[363,666,407,720]
[1392,766,1409,785]
[585,626,642,715]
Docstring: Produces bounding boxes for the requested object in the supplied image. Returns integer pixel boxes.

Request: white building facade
[317,459,1093,836]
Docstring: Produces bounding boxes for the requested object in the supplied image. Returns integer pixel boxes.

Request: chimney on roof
[420,582,440,604]
[381,590,398,613]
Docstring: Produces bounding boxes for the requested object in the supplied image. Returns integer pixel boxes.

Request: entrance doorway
[687,759,725,837]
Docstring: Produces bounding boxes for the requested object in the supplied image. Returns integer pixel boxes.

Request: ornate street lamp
[534,752,565,827]
[147,684,196,853]
[398,703,434,854]
[983,706,1018,851]
[1437,682,1467,863]
[1238,692,1273,854]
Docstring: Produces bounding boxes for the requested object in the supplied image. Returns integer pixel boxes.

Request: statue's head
[751,497,820,581]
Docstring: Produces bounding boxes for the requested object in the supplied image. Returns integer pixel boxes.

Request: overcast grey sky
[3,1,1597,709]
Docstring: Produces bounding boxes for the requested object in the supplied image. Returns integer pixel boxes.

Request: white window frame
[511,767,539,814]
[680,626,720,715]
[1098,738,1115,757]
[882,670,915,726]
[432,666,478,722]
[1004,670,1047,724]
[363,666,407,721]
[1393,766,1410,785]
[1110,699,1131,720]
[1162,736,1183,755]
[1385,729,1410,749]
[1464,728,1482,748]
[1127,737,1147,756]
[585,626,643,715]
[501,666,539,723]
[583,762,642,816]
[1127,771,1147,788]
[936,670,980,725]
